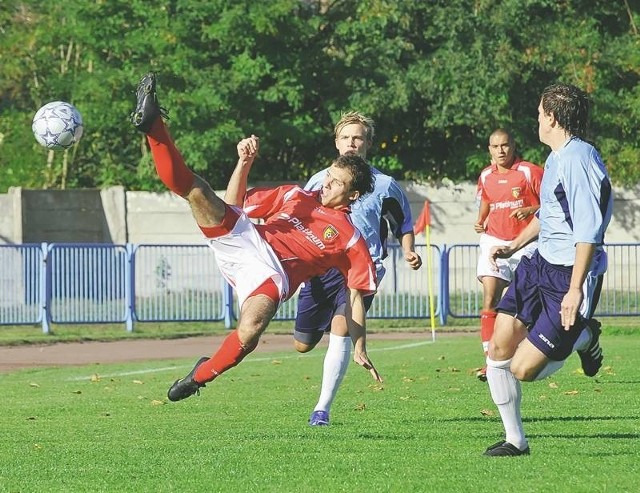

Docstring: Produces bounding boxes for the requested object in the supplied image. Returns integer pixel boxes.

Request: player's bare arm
[475,200,490,233]
[560,242,596,330]
[346,287,382,382]
[509,205,540,221]
[401,232,422,270]
[224,135,260,206]
[488,216,541,270]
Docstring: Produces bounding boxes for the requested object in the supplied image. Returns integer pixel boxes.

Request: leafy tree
[0,0,638,192]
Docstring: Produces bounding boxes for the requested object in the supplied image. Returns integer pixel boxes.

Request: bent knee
[294,340,315,353]
[487,340,514,362]
[510,361,538,382]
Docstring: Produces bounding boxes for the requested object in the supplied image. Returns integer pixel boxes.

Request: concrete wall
[403,181,640,245]
[0,183,638,245]
[0,187,127,244]
[126,191,204,245]
[0,190,19,244]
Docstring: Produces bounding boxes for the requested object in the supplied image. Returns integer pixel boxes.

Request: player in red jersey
[473,129,543,381]
[129,73,380,402]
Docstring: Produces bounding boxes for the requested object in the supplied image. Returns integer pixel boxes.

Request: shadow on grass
[528,432,640,440]
[437,415,638,423]
[593,379,640,384]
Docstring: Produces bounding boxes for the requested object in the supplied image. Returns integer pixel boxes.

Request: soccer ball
[32,101,84,150]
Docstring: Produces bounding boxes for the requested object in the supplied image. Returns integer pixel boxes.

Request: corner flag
[414,200,436,341]
[413,200,431,235]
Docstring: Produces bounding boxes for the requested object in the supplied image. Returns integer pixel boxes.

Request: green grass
[1,316,639,346]
[1,331,639,492]
[0,318,443,346]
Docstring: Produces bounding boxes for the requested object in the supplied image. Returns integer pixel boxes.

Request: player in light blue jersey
[482,83,613,457]
[305,164,415,282]
[294,111,422,426]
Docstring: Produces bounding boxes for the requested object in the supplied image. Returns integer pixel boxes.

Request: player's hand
[509,208,529,221]
[405,251,422,270]
[353,350,383,383]
[474,222,486,233]
[489,245,514,270]
[237,135,259,160]
[560,287,583,330]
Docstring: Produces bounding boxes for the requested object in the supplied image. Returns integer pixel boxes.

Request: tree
[0,0,638,192]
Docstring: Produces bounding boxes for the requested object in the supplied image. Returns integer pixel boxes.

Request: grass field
[2,327,639,492]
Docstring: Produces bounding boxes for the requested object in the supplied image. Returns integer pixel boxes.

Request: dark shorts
[497,250,602,361]
[294,268,374,346]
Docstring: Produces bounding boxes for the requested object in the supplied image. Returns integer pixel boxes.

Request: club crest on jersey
[511,187,521,199]
[323,225,339,241]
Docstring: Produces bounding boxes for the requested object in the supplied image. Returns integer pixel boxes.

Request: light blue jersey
[537,137,613,269]
[305,166,414,280]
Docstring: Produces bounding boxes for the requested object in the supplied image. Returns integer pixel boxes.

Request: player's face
[537,100,554,145]
[335,123,370,158]
[320,165,359,208]
[488,133,515,168]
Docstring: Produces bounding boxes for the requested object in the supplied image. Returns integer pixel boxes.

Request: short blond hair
[334,111,375,143]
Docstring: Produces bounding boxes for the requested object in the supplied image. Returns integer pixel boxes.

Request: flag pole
[423,201,436,342]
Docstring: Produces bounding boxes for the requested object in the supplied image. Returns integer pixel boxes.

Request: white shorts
[476,233,538,283]
[204,209,289,309]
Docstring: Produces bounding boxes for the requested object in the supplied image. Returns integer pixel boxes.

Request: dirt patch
[0,331,446,373]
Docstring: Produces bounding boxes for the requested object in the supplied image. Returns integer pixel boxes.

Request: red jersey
[244,185,377,298]
[476,160,543,240]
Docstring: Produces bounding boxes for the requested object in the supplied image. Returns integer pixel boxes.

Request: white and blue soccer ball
[32,101,83,150]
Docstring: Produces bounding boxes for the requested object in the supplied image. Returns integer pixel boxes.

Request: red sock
[146,118,194,196]
[193,330,258,384]
[480,310,497,355]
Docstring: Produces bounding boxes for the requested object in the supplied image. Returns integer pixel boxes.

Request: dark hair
[541,83,590,139]
[489,128,515,148]
[332,153,374,196]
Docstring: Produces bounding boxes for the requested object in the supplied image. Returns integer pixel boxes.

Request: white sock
[534,360,565,380]
[573,327,591,352]
[486,357,528,450]
[313,334,351,413]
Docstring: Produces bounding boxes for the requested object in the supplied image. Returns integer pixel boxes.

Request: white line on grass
[67,339,434,381]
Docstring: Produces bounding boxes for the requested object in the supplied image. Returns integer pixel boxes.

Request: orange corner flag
[413,200,431,234]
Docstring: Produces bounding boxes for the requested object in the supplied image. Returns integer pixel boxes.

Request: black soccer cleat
[130,72,168,133]
[483,440,530,457]
[578,318,603,377]
[167,356,209,402]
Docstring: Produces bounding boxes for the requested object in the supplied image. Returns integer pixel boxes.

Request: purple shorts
[294,268,374,345]
[497,250,602,361]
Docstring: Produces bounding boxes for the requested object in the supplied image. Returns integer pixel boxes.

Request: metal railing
[1,242,637,333]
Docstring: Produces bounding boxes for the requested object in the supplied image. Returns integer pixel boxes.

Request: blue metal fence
[131,244,232,327]
[0,244,44,326]
[48,244,129,326]
[441,242,640,321]
[1,242,637,333]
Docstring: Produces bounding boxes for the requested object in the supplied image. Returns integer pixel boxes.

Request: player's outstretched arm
[346,288,383,382]
[224,135,259,206]
[509,205,540,221]
[489,215,541,271]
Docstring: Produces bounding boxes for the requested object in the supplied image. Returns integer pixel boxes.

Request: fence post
[39,243,52,334]
[223,280,235,329]
[124,243,135,332]
[439,244,449,326]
